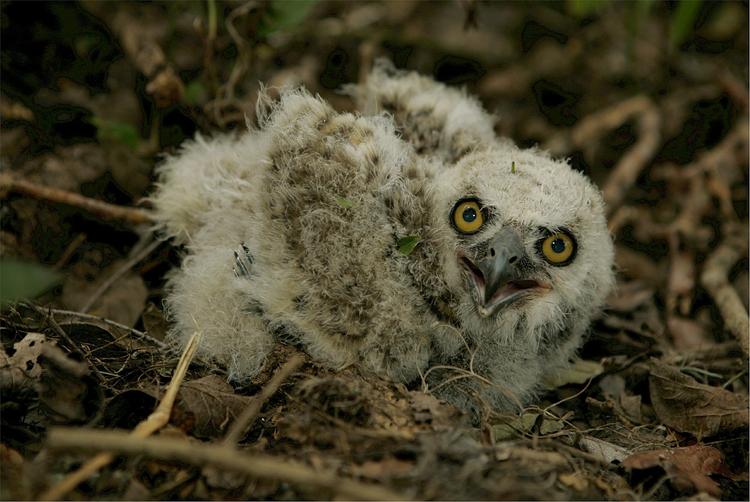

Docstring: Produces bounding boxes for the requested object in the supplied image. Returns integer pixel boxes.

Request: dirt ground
[1,1,748,500]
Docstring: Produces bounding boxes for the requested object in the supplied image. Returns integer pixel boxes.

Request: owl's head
[429,144,615,342]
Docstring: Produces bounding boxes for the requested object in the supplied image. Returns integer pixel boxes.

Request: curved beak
[459,228,548,316]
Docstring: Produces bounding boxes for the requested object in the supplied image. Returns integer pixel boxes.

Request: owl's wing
[150,132,269,244]
[351,59,497,162]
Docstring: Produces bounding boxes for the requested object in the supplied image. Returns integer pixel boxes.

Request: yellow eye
[452,199,484,234]
[540,231,576,265]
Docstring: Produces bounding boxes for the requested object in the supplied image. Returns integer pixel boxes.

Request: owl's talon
[233,243,254,278]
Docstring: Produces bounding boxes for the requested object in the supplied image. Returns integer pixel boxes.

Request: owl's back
[152,90,437,381]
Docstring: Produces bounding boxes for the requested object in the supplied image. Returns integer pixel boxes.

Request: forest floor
[1,1,748,500]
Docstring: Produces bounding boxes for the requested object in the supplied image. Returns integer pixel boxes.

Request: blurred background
[0,2,748,499]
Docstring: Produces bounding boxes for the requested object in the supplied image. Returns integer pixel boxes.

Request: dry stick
[32,304,107,385]
[600,104,660,213]
[112,10,184,108]
[223,354,305,446]
[46,429,405,501]
[0,174,153,225]
[570,96,654,147]
[39,332,200,501]
[701,232,749,357]
[36,306,165,349]
[547,96,661,214]
[80,237,162,313]
[54,233,87,269]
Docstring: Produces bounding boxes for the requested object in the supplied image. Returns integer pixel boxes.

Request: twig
[111,10,184,108]
[53,233,87,269]
[32,305,106,385]
[223,354,305,445]
[80,237,161,313]
[39,333,200,500]
[0,174,153,225]
[583,97,661,213]
[700,229,749,357]
[28,306,165,348]
[570,96,653,147]
[45,428,406,500]
[544,96,661,213]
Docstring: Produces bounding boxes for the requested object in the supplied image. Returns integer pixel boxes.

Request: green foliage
[397,235,421,256]
[670,0,703,49]
[335,197,354,209]
[91,117,139,149]
[185,80,208,106]
[0,258,61,306]
[567,0,607,18]
[258,0,318,37]
[568,0,703,51]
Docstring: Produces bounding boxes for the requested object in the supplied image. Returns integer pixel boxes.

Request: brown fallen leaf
[623,444,729,497]
[0,333,99,423]
[648,359,749,437]
[174,374,255,439]
[598,374,643,424]
[578,435,630,464]
[63,265,148,328]
[543,358,603,388]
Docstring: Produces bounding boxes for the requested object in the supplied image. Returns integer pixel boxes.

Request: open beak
[458,228,549,317]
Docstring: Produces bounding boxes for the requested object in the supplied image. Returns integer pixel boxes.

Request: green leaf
[91,117,139,149]
[258,0,318,37]
[397,235,421,256]
[567,0,608,18]
[0,258,62,306]
[669,0,702,49]
[185,80,208,106]
[335,197,354,209]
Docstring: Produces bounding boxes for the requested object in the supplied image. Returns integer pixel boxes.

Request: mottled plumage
[151,61,614,416]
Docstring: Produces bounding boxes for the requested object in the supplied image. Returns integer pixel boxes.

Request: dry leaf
[8,332,47,378]
[492,412,564,441]
[598,374,643,424]
[37,349,97,422]
[623,444,727,497]
[101,389,159,429]
[1,333,99,423]
[543,358,603,388]
[175,375,254,439]
[63,264,148,327]
[578,435,630,464]
[648,359,749,437]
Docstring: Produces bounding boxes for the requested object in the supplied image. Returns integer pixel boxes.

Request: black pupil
[462,207,477,223]
[551,238,566,253]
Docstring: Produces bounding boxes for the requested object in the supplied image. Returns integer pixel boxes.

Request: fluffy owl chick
[151,64,614,415]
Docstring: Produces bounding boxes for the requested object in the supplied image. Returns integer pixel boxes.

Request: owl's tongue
[488,279,541,303]
[459,255,545,315]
